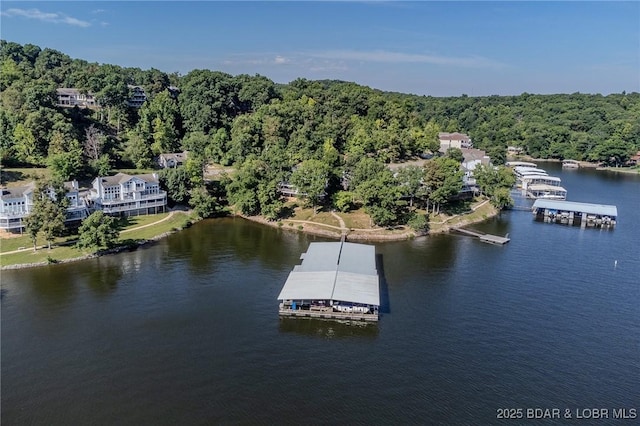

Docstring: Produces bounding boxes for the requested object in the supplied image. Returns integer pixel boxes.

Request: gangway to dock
[452,227,511,245]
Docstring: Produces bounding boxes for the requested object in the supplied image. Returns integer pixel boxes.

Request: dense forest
[1,40,638,226]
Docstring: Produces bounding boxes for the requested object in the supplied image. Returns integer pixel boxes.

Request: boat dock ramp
[452,227,510,245]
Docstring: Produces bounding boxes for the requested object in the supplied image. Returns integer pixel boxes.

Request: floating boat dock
[532,199,617,227]
[277,240,380,322]
[452,227,511,245]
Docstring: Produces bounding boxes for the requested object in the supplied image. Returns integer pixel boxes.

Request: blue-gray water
[2,163,639,424]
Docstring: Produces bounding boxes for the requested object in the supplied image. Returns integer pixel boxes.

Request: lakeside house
[0,180,89,231]
[461,148,491,186]
[88,173,167,217]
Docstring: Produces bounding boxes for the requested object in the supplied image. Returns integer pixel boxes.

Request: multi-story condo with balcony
[0,181,89,232]
[127,85,147,108]
[88,173,166,217]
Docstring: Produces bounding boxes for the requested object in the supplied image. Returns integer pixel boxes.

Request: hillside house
[439,132,472,151]
[127,85,147,108]
[56,88,98,108]
[158,152,188,169]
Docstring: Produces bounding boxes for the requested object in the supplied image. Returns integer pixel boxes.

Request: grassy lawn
[121,212,191,240]
[1,212,193,268]
[1,245,92,266]
[429,199,497,233]
[120,213,170,229]
[338,208,372,229]
[1,167,52,186]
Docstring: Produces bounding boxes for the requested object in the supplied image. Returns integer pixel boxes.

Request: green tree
[356,169,406,227]
[445,147,464,163]
[76,211,120,251]
[24,180,69,250]
[491,187,514,210]
[289,159,330,211]
[395,165,426,208]
[424,157,463,214]
[333,191,357,213]
[160,167,192,205]
[189,186,220,219]
[47,132,83,181]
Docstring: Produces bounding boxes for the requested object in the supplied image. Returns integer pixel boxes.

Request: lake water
[2,163,639,424]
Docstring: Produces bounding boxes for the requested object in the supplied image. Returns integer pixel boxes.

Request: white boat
[562,159,580,169]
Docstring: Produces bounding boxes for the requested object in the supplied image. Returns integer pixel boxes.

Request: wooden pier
[452,227,510,245]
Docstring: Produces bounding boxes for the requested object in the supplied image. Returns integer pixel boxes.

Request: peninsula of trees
[1,40,639,230]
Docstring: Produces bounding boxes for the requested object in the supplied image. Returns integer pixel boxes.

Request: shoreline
[239,199,500,242]
[2,201,500,270]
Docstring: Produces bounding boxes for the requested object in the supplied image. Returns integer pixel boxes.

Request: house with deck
[158,152,188,169]
[439,132,472,151]
[88,173,166,217]
[56,88,99,108]
[0,180,89,231]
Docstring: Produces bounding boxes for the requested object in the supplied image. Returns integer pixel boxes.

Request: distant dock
[452,227,510,245]
[532,199,617,228]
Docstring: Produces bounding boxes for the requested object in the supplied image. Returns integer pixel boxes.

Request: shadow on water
[278,317,379,340]
[376,253,390,314]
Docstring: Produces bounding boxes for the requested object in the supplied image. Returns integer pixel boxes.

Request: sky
[1,1,639,97]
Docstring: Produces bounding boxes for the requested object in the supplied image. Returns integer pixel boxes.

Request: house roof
[277,241,380,306]
[439,132,470,141]
[98,173,159,186]
[160,152,188,162]
[0,182,36,200]
[56,88,94,96]
[461,148,487,163]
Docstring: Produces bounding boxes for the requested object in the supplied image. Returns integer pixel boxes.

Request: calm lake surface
[2,163,639,425]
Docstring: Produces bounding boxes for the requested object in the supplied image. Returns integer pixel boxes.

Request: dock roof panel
[532,199,618,217]
[294,242,341,272]
[332,272,380,306]
[277,271,336,301]
[338,242,377,275]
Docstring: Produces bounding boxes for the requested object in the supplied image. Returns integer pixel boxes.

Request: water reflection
[278,317,379,340]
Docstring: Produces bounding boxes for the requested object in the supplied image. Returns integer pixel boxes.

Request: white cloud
[1,8,91,28]
[274,55,289,65]
[308,49,505,69]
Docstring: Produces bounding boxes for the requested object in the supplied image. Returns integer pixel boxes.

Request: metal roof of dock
[532,199,618,217]
[277,241,380,306]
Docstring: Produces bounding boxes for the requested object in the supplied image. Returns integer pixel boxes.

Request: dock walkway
[452,227,510,245]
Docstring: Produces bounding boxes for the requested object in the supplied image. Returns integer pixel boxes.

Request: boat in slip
[562,159,580,169]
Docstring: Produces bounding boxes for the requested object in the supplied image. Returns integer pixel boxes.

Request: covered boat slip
[526,184,568,200]
[532,199,617,227]
[277,241,380,322]
[514,167,548,177]
[519,175,562,188]
[506,161,538,168]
